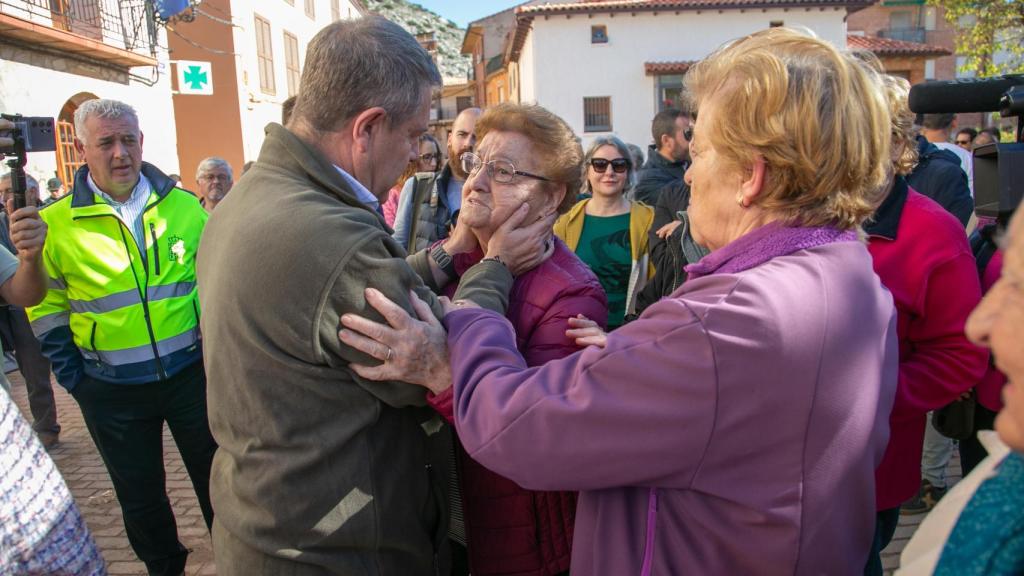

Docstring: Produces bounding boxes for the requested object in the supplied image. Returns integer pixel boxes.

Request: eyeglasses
[198,174,231,182]
[590,158,630,174]
[955,139,972,145]
[419,153,439,162]
[462,152,551,184]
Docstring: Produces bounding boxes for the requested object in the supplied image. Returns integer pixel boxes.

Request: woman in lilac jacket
[340,29,899,575]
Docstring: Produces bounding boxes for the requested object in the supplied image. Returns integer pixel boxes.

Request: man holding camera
[25,99,216,576]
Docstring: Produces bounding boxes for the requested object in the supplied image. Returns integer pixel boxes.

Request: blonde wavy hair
[474,103,583,214]
[878,74,920,176]
[684,28,892,230]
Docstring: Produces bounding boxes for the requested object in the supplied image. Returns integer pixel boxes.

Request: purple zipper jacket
[444,223,898,575]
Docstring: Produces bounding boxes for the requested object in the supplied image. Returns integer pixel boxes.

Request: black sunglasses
[590,158,630,174]
[683,127,693,142]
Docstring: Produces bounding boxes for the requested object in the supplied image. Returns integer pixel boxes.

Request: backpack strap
[406,172,438,254]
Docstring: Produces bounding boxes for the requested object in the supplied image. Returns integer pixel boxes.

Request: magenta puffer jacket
[429,238,608,576]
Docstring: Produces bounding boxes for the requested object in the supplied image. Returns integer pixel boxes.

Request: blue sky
[410,0,524,28]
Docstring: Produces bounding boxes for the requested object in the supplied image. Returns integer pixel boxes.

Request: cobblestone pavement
[7,370,963,576]
[7,371,215,576]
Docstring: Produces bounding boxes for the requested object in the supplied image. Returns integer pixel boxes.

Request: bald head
[448,107,482,179]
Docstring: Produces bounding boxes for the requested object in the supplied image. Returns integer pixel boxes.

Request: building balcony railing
[0,0,158,67]
[879,26,928,44]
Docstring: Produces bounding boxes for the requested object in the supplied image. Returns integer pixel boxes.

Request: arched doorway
[55,92,99,190]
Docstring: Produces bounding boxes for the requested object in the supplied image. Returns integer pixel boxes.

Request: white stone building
[0,0,179,193]
[504,0,870,151]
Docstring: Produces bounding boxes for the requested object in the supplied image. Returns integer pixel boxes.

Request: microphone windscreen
[908,76,1024,114]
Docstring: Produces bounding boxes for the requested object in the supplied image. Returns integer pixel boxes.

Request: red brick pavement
[6,369,964,576]
[7,371,216,575]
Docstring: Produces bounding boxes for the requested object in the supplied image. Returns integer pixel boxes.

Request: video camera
[908,75,1023,224]
[0,114,57,210]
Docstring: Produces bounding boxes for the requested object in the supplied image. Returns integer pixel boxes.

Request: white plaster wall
[230,0,362,162]
[0,29,179,186]
[519,31,536,104]
[524,8,847,150]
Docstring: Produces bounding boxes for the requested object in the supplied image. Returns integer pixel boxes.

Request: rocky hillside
[363,0,472,80]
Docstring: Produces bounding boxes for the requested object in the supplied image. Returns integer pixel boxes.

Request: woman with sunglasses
[554,136,655,329]
[381,133,441,227]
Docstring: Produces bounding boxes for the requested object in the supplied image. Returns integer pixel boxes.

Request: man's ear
[73,138,85,156]
[351,107,388,153]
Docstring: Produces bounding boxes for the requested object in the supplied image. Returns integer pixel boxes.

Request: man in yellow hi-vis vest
[27,98,215,576]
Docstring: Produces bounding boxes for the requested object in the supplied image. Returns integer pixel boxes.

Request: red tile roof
[508,0,873,62]
[645,61,696,75]
[518,0,871,16]
[846,34,951,58]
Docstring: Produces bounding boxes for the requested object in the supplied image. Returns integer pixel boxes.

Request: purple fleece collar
[685,221,857,280]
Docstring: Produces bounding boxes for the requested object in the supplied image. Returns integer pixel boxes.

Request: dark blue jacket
[906,136,973,227]
[633,145,687,205]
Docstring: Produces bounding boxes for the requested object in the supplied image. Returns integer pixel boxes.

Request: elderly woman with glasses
[340,28,898,573]
[371,103,607,576]
[555,136,655,329]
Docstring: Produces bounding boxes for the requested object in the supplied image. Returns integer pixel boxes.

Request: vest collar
[71,162,177,209]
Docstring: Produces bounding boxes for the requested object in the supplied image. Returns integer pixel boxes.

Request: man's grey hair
[294,16,442,134]
[582,135,635,195]
[0,172,40,191]
[74,99,139,144]
[196,157,233,181]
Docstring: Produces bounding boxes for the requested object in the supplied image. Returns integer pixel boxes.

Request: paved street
[7,371,215,576]
[7,369,961,575]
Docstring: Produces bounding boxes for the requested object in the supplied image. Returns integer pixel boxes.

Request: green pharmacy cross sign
[183,66,208,90]
[176,60,213,95]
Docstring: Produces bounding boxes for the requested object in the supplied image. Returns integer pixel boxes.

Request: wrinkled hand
[339,288,452,395]
[566,314,608,348]
[656,220,682,239]
[486,203,557,276]
[6,198,46,261]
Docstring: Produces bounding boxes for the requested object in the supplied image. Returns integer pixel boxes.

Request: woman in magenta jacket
[421,103,607,576]
[340,30,899,575]
[862,74,990,575]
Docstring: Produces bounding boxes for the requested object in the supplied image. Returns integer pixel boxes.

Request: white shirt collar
[87,172,151,206]
[332,164,379,208]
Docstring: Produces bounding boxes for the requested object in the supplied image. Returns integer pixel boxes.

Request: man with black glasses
[633,107,692,205]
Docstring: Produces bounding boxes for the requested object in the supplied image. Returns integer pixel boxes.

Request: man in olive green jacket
[196,17,551,576]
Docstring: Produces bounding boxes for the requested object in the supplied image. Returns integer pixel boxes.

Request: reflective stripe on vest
[68,282,195,315]
[29,311,70,337]
[80,327,200,366]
